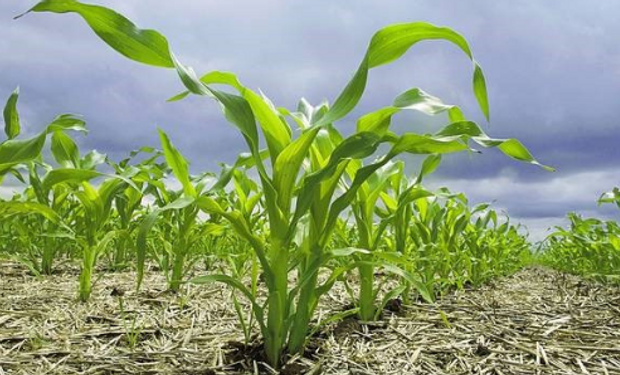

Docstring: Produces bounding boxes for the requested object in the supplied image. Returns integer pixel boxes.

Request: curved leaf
[23,0,174,67]
[315,22,488,126]
[3,87,20,140]
[158,129,196,197]
[0,131,46,174]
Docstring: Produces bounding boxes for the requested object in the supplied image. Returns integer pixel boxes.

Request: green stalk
[396,205,411,305]
[355,213,375,321]
[41,247,55,275]
[41,234,55,275]
[113,235,127,271]
[167,208,197,292]
[358,261,375,321]
[79,244,95,302]
[169,241,186,292]
[264,241,288,368]
[289,201,327,355]
[288,255,318,354]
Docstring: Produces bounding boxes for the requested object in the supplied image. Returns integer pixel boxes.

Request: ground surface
[1,262,619,375]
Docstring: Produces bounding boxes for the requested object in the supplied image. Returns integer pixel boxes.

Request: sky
[1,0,619,240]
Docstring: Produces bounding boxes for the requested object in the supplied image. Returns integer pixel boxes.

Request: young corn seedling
[23,1,551,366]
[136,129,233,292]
[348,159,434,320]
[35,128,139,300]
[105,148,163,271]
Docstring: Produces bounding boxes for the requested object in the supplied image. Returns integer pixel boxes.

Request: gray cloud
[1,0,619,233]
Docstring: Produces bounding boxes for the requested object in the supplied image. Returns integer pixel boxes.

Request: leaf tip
[13,9,31,20]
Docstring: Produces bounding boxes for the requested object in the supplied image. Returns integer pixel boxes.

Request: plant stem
[358,261,375,321]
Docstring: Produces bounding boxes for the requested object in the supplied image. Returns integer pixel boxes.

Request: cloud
[1,0,619,232]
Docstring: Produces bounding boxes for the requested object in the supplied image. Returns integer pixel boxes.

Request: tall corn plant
[21,1,550,366]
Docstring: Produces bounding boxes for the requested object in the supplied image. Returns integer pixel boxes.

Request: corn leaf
[158,129,196,198]
[3,87,20,140]
[24,0,174,68]
[0,131,46,174]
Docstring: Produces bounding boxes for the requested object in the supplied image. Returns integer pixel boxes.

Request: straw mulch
[1,262,619,374]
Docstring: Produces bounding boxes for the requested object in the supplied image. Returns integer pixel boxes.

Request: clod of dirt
[332,317,362,339]
[109,286,125,296]
[384,297,405,314]
[224,339,267,366]
[281,362,310,375]
[474,342,491,356]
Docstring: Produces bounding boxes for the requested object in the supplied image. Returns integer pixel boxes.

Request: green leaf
[330,247,371,257]
[51,131,80,168]
[81,150,106,170]
[357,87,464,139]
[0,131,46,174]
[46,114,87,133]
[3,87,20,140]
[599,188,620,207]
[273,128,319,213]
[473,64,489,121]
[93,229,118,257]
[389,133,470,155]
[0,201,61,223]
[398,186,434,209]
[291,131,383,232]
[496,139,555,171]
[158,129,196,197]
[41,168,101,190]
[393,88,455,115]
[356,107,398,136]
[375,285,406,320]
[316,22,489,126]
[433,121,554,171]
[24,0,174,68]
[241,89,291,162]
[381,262,434,303]
[417,154,442,184]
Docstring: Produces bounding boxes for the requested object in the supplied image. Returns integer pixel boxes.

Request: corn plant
[29,125,139,300]
[0,88,96,274]
[541,212,620,283]
[462,210,531,287]
[6,162,78,275]
[346,159,435,320]
[383,188,532,301]
[106,147,162,271]
[22,1,551,367]
[136,129,231,292]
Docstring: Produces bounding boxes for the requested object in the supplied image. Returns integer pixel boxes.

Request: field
[2,263,619,374]
[1,1,619,374]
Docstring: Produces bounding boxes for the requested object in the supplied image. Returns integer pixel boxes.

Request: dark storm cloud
[1,0,619,236]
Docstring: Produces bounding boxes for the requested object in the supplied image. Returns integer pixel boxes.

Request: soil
[1,262,619,374]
